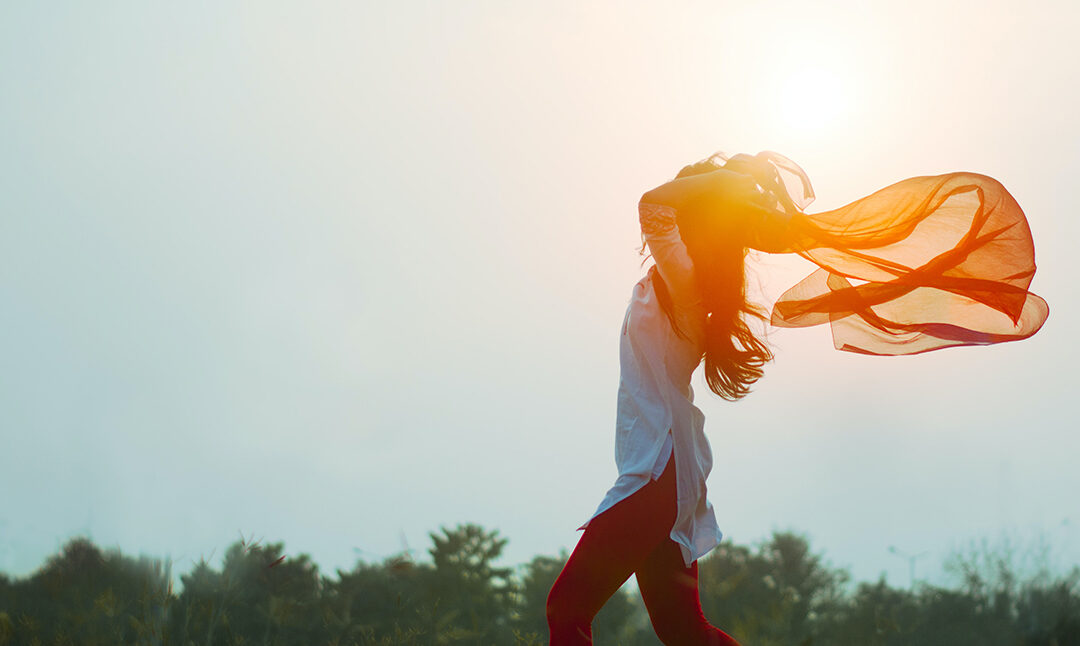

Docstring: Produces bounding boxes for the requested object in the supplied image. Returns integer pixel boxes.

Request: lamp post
[888,545,930,590]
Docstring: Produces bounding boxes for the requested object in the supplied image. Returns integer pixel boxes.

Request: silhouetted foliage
[697,531,848,645]
[0,536,172,645]
[515,552,566,640]
[2,527,1079,645]
[168,533,323,645]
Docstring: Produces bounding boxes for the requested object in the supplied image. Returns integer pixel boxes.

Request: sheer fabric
[718,151,1049,355]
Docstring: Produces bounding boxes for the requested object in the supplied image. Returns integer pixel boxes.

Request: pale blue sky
[2,1,1078,593]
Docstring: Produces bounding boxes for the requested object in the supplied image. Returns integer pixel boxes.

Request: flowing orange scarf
[728,152,1049,355]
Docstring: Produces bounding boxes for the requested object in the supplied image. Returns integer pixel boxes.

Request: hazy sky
[2,1,1078,594]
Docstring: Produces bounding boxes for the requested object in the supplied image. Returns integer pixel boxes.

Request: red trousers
[546,453,740,645]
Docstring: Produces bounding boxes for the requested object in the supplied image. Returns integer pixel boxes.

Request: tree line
[0,523,1078,645]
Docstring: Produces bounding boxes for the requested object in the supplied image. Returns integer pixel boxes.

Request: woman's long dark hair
[646,156,774,401]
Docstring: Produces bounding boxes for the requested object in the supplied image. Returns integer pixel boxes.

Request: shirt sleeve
[639,202,702,311]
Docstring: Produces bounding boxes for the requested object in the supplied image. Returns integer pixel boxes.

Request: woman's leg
[636,538,742,646]
[546,455,678,645]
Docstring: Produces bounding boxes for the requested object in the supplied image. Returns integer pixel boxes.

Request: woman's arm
[639,202,701,309]
[640,167,761,218]
[642,167,795,253]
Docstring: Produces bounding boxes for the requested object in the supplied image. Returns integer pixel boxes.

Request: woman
[545,150,1047,645]
[544,152,789,646]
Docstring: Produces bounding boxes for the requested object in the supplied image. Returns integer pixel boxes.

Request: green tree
[2,536,173,646]
[325,553,438,643]
[515,552,566,643]
[818,577,920,645]
[427,523,516,643]
[6,523,1080,646]
[698,531,848,645]
[167,533,325,645]
[1015,568,1080,645]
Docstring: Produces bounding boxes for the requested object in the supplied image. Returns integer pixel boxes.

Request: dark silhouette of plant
[697,531,848,645]
[3,526,1080,645]
[0,536,172,646]
[168,532,324,646]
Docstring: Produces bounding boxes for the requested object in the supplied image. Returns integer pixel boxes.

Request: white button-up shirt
[577,202,723,568]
